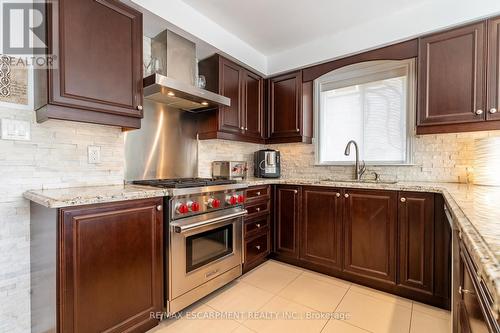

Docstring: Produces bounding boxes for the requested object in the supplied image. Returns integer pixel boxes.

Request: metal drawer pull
[335,193,341,197]
[137,105,143,111]
[400,197,406,203]
[156,205,162,211]
[205,269,219,278]
[344,193,349,198]
[475,109,484,115]
[459,286,476,296]
[256,207,261,212]
[256,223,261,228]
[489,108,497,114]
[256,191,261,195]
[294,190,298,194]
[256,245,261,250]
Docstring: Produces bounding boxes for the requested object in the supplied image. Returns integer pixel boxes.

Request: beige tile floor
[150,260,451,333]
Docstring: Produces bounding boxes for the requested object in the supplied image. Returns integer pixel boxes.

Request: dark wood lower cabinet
[274,185,301,259]
[272,185,451,310]
[243,185,272,273]
[343,189,397,285]
[300,187,342,271]
[31,198,164,333]
[398,192,434,295]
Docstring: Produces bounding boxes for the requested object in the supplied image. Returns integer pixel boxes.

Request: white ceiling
[131,0,500,75]
[180,0,418,55]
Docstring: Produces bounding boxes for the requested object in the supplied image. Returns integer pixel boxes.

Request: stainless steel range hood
[143,30,230,112]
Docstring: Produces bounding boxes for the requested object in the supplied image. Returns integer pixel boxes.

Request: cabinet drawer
[245,200,270,219]
[245,232,270,265]
[246,185,271,202]
[244,215,270,238]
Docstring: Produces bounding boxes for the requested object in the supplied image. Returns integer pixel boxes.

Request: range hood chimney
[143,30,230,112]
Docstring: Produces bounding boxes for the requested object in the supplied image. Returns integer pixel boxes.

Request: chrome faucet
[344,140,366,181]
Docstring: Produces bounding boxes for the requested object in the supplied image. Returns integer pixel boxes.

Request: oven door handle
[173,210,247,233]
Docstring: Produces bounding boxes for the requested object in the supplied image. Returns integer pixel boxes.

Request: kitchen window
[314,59,416,165]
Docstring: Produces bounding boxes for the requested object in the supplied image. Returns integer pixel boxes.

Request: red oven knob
[188,201,200,212]
[208,198,221,208]
[176,203,189,214]
[237,194,245,203]
[226,195,237,205]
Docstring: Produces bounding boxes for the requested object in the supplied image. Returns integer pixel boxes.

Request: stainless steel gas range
[133,178,248,314]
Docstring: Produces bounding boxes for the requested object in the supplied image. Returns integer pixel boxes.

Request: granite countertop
[24,178,500,311]
[23,184,167,208]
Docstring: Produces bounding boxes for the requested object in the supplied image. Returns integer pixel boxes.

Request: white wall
[0,108,125,333]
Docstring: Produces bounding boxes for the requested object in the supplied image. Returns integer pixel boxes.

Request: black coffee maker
[254,149,280,178]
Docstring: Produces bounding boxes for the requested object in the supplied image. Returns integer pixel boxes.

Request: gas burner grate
[132,178,237,188]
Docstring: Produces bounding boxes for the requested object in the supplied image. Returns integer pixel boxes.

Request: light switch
[0,119,31,141]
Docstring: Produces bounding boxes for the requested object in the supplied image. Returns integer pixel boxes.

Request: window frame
[313,59,416,166]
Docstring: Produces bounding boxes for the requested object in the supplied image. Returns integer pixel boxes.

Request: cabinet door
[398,192,434,294]
[274,186,301,259]
[219,58,243,134]
[343,189,397,284]
[488,16,500,121]
[300,187,342,270]
[417,22,486,128]
[59,198,163,333]
[269,71,302,139]
[243,70,264,139]
[49,0,143,117]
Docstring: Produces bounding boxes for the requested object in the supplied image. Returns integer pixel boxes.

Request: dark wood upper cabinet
[243,70,264,139]
[59,198,163,333]
[274,185,301,259]
[300,187,342,271]
[417,22,486,130]
[398,192,434,295]
[488,16,500,121]
[38,0,143,129]
[343,189,397,285]
[267,71,312,143]
[198,54,264,143]
[416,20,500,134]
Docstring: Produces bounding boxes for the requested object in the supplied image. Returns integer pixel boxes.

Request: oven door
[169,208,245,299]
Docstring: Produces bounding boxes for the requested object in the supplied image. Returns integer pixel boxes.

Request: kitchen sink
[320,178,398,185]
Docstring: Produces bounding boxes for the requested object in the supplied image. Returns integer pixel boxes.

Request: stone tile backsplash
[198,130,500,183]
[0,107,124,333]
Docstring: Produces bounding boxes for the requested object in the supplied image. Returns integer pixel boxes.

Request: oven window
[186,224,233,272]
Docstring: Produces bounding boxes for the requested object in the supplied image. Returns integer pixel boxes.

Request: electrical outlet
[87,146,101,164]
[1,119,31,141]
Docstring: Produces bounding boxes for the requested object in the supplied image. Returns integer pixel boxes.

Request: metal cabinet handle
[256,191,261,196]
[344,193,349,198]
[490,108,498,114]
[137,105,143,111]
[156,205,162,211]
[255,223,261,228]
[245,127,248,130]
[240,126,244,130]
[256,245,261,250]
[256,207,260,212]
[400,197,406,203]
[335,192,341,198]
[294,190,298,194]
[296,128,300,132]
[475,109,484,115]
[458,286,476,296]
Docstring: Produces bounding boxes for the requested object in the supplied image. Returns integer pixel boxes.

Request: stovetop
[132,178,237,189]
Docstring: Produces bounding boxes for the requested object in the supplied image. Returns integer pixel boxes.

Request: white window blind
[315,60,415,165]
